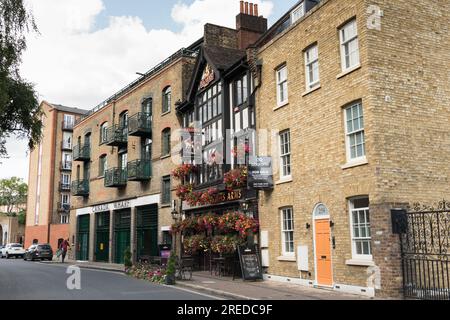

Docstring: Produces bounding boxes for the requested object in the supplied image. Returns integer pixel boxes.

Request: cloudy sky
[0,0,297,182]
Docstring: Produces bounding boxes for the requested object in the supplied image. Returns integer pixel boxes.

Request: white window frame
[279,130,291,179]
[281,207,295,257]
[276,65,288,107]
[349,197,372,261]
[304,44,320,89]
[100,122,108,144]
[60,214,69,224]
[344,102,366,162]
[64,114,74,126]
[339,19,360,72]
[291,2,305,24]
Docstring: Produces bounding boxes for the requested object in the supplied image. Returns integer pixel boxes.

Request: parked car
[23,244,53,261]
[1,243,26,259]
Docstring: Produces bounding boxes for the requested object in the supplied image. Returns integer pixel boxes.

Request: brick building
[251,0,450,298]
[69,46,198,264]
[25,102,88,250]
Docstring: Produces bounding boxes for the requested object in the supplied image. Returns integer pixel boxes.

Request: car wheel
[6,253,9,259]
[23,255,27,261]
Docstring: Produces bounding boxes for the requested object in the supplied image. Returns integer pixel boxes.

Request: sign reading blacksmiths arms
[199,64,215,89]
[182,189,243,210]
[248,156,274,189]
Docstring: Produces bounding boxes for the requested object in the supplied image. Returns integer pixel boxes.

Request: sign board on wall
[248,156,274,189]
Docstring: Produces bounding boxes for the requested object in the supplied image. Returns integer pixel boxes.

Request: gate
[114,209,131,264]
[95,212,110,262]
[392,200,450,300]
[76,215,90,261]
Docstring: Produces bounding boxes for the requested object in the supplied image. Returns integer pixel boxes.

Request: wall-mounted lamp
[305,223,311,229]
[330,220,335,228]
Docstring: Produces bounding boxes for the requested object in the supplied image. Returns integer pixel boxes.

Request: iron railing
[128,113,152,137]
[59,181,71,191]
[57,202,71,212]
[62,120,74,131]
[105,125,128,146]
[104,168,127,187]
[73,144,91,161]
[71,180,90,196]
[127,159,151,181]
[60,161,72,171]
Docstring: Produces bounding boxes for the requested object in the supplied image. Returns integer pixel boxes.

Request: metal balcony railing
[61,161,72,171]
[59,182,71,191]
[57,202,71,212]
[73,144,91,161]
[62,121,74,131]
[71,180,89,196]
[104,168,127,187]
[105,125,128,146]
[127,159,151,181]
[128,113,152,137]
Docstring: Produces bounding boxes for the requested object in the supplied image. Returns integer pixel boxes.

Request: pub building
[174,3,267,273]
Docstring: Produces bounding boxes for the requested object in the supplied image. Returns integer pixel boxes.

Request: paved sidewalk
[176,272,375,300]
[39,258,124,273]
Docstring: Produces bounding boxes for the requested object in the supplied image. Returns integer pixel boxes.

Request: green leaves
[0,177,27,216]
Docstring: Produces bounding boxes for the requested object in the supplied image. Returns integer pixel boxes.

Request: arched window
[119,111,128,136]
[162,86,172,114]
[99,154,107,177]
[161,128,171,157]
[100,122,108,145]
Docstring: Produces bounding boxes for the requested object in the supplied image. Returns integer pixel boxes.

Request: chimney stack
[236,1,268,49]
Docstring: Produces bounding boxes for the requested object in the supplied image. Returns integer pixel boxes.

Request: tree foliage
[0,177,27,216]
[0,0,42,158]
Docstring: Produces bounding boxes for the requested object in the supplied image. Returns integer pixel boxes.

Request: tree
[0,0,42,158]
[0,177,27,216]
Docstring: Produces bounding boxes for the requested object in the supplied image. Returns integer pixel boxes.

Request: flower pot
[165,274,176,285]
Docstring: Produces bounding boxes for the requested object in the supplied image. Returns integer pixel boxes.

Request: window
[162,231,172,245]
[344,102,365,161]
[63,132,72,149]
[276,65,288,106]
[234,74,248,107]
[279,130,291,179]
[162,86,172,114]
[60,214,69,224]
[161,175,171,205]
[61,194,70,210]
[99,155,107,177]
[63,114,74,128]
[119,111,128,136]
[339,19,360,71]
[281,207,295,256]
[197,83,222,123]
[61,173,70,189]
[304,44,320,89]
[291,2,305,24]
[161,128,171,157]
[100,122,108,145]
[349,197,371,259]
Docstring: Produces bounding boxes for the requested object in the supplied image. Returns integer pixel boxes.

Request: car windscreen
[11,244,23,248]
[38,245,51,250]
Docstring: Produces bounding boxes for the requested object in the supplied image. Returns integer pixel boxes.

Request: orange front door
[315,219,333,286]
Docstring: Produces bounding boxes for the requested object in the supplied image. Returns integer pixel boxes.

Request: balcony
[62,121,74,131]
[104,168,127,187]
[71,180,89,197]
[61,141,72,151]
[128,113,152,137]
[105,125,128,147]
[73,144,90,161]
[57,202,71,212]
[127,159,151,181]
[61,161,72,171]
[59,182,71,192]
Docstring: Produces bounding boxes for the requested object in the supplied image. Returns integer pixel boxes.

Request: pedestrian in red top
[60,239,70,263]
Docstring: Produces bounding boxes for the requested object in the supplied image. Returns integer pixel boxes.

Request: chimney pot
[254,4,259,16]
[240,1,244,13]
[244,2,249,14]
[249,3,254,16]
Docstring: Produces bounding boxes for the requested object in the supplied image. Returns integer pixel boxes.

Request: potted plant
[165,251,177,285]
[124,247,132,269]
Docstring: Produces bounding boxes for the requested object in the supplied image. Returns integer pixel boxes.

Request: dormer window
[291,2,305,24]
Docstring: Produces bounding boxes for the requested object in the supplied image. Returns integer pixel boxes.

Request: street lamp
[171,201,181,259]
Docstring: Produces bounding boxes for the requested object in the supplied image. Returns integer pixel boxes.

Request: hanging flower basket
[223,166,248,191]
[172,164,197,180]
[211,235,244,254]
[183,234,210,255]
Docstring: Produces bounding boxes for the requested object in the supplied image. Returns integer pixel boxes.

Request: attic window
[291,2,305,24]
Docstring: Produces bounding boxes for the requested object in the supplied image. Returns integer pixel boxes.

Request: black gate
[392,200,450,300]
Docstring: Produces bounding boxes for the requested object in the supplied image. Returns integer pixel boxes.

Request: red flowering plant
[186,191,202,207]
[172,164,197,180]
[183,234,210,255]
[234,213,259,238]
[196,213,219,233]
[223,166,248,191]
[197,187,219,206]
[217,212,241,234]
[175,183,193,201]
[211,235,244,254]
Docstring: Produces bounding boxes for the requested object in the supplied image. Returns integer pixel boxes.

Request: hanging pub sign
[248,156,274,189]
[199,64,215,89]
[237,244,263,281]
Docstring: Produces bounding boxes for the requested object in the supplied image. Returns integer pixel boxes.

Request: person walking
[60,238,70,263]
